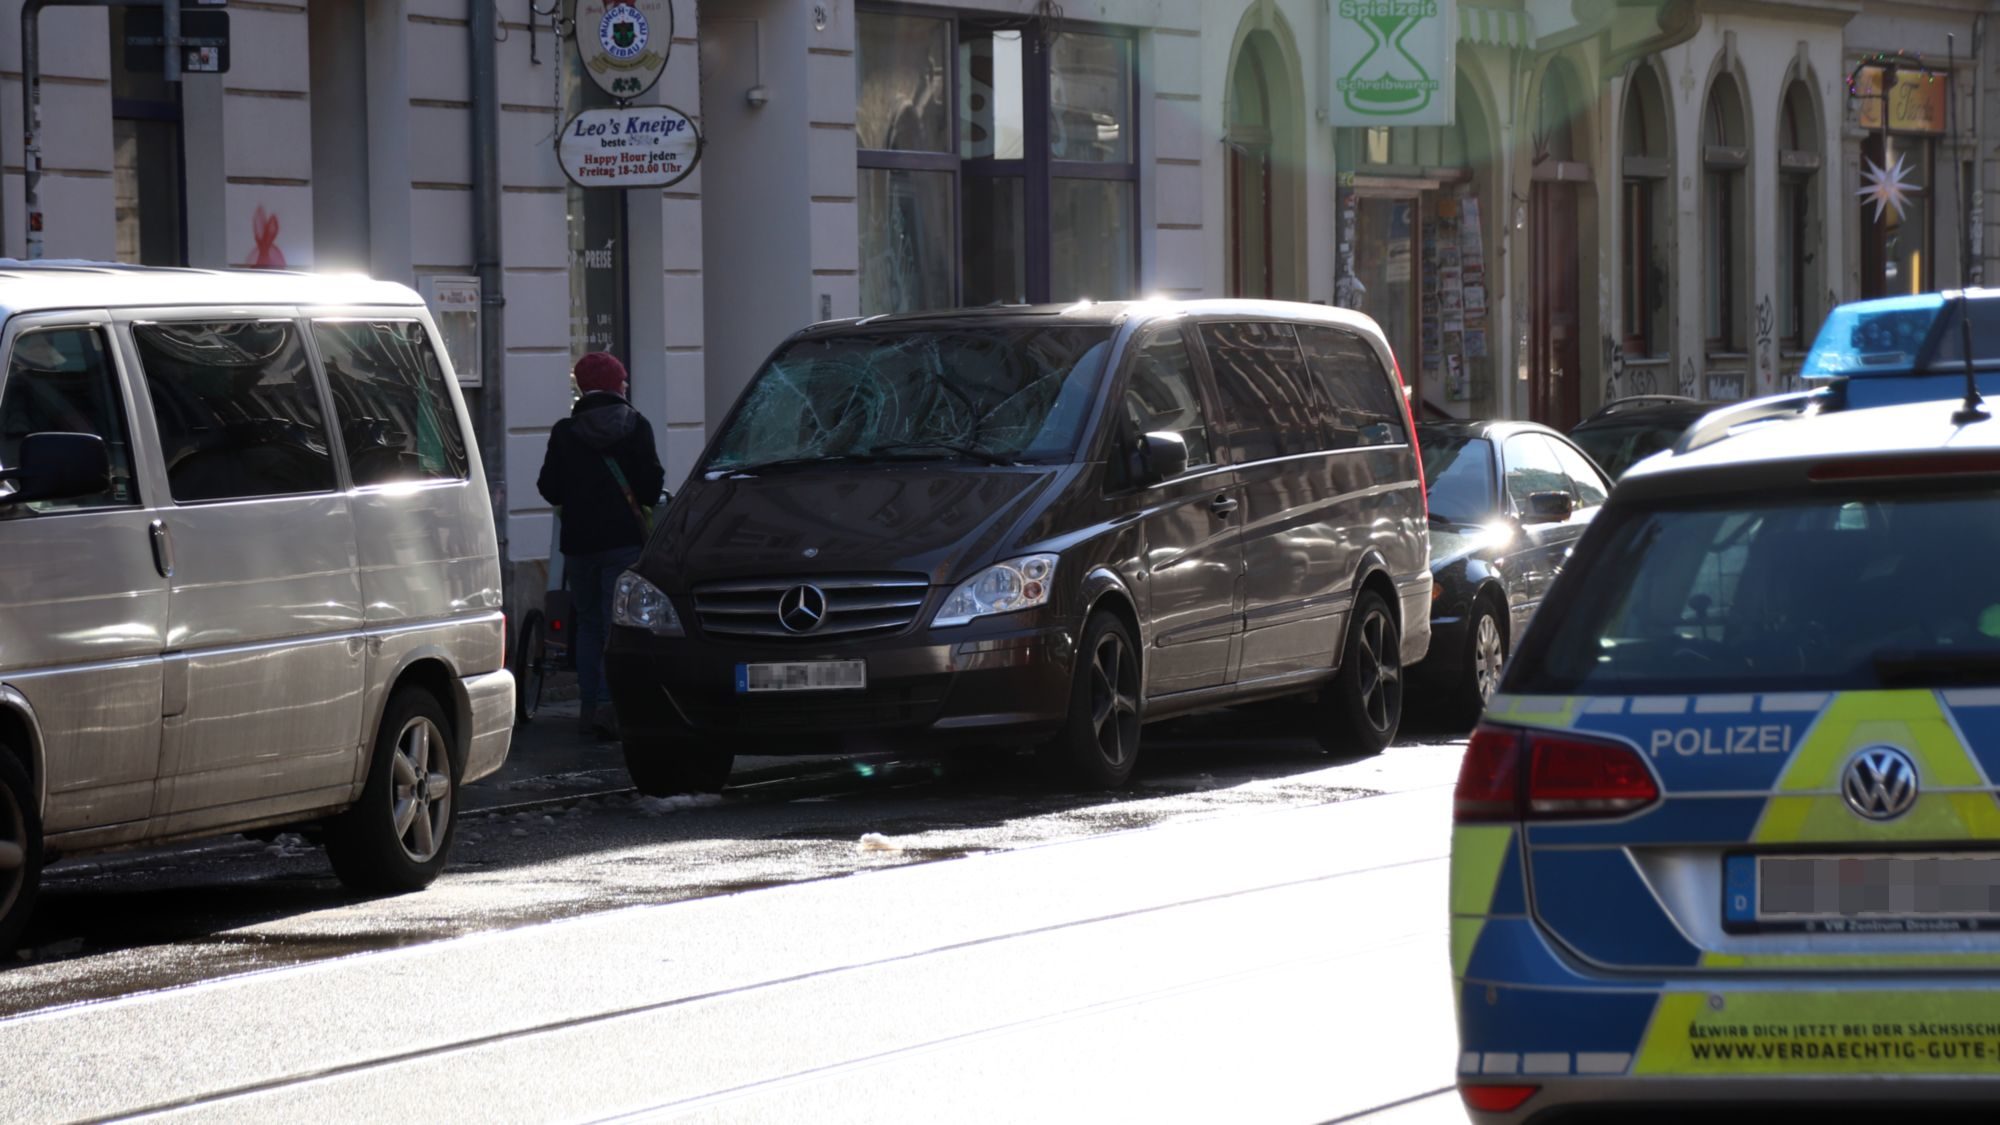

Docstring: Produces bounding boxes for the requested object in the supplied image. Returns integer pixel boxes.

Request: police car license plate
[1724,853,2000,934]
[736,660,866,693]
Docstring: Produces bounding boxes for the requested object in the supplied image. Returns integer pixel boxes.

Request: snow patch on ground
[635,794,724,816]
[857,832,903,853]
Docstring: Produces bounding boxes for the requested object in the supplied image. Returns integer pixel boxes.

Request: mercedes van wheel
[1321,590,1403,755]
[623,736,734,796]
[327,687,457,894]
[0,751,41,953]
[1041,612,1143,788]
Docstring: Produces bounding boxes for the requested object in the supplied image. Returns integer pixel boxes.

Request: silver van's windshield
[705,326,1115,473]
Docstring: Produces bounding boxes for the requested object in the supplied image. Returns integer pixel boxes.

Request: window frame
[129,316,346,506]
[1619,66,1670,358]
[856,5,1140,310]
[305,317,474,489]
[0,321,146,516]
[1776,81,1822,352]
[1098,320,1221,492]
[1702,79,1749,355]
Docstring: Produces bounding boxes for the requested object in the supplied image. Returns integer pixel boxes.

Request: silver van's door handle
[149,519,175,578]
[1208,493,1239,518]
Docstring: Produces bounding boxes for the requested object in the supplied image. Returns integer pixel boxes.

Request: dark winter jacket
[536,392,668,556]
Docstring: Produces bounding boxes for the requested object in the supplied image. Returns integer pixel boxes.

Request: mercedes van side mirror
[1136,431,1190,485]
[0,432,110,505]
[1522,490,1574,525]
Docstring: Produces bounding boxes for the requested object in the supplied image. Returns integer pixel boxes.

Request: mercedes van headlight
[933,554,1058,627]
[612,570,682,635]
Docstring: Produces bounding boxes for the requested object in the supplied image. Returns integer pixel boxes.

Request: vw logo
[778,584,828,634]
[1842,746,1920,821]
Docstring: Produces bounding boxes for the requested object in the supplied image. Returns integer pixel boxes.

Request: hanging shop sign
[557,105,702,189]
[1853,66,1947,135]
[1328,0,1457,127]
[574,0,673,101]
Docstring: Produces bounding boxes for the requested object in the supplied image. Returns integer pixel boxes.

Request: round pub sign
[575,0,672,101]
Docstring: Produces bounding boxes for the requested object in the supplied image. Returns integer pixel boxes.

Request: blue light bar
[1801,293,1946,379]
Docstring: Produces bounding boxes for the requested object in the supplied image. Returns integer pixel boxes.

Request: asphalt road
[0,710,1472,1124]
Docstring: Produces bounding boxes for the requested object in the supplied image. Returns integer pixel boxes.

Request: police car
[1452,389,2000,1121]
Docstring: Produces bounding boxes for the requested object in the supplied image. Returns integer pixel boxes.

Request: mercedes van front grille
[691,575,931,640]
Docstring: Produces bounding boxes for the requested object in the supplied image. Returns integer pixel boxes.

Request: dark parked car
[605,300,1433,793]
[1411,420,1611,723]
[1566,394,1716,479]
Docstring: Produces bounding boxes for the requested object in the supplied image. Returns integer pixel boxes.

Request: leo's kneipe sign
[558,106,702,190]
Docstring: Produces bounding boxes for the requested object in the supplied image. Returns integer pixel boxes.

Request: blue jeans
[566,545,643,722]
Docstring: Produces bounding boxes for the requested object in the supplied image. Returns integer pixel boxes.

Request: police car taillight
[1460,1084,1539,1113]
[1455,725,1659,822]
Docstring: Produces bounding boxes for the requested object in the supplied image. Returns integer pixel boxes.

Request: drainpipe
[470,0,512,605]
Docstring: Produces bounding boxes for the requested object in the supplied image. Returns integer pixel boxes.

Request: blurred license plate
[1724,853,2000,934]
[736,660,866,693]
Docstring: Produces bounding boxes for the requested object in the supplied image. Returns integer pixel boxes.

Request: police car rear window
[1518,490,2000,694]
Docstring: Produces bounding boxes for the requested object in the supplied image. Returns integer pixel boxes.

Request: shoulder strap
[602,455,651,532]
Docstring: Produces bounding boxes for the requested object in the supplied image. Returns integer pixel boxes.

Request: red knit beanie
[573,352,628,395]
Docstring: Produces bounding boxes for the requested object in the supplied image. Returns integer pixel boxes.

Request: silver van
[0,263,513,949]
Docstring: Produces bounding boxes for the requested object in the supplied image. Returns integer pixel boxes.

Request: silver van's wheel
[0,751,41,953]
[326,687,457,893]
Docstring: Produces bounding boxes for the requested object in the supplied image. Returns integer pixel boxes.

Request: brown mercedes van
[604,299,1430,792]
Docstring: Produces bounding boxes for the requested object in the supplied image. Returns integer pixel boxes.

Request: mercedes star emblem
[778,584,828,634]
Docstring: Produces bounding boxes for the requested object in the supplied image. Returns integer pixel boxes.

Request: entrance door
[1229,140,1274,297]
[1531,182,1581,429]
[1353,195,1420,392]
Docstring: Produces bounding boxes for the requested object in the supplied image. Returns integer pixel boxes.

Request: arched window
[1777,81,1822,349]
[1703,77,1748,352]
[1621,64,1670,356]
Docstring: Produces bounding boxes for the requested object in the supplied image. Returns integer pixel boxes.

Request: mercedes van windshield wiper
[709,453,888,477]
[864,440,1018,466]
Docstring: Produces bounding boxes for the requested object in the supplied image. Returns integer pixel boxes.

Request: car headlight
[611,570,682,635]
[933,554,1058,627]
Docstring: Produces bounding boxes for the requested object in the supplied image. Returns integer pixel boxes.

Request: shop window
[858,9,1139,314]
[109,10,185,266]
[1702,78,1748,353]
[1620,65,1669,358]
[1777,81,1822,350]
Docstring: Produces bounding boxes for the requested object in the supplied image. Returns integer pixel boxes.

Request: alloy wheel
[390,716,453,863]
[0,780,22,921]
[1473,612,1504,704]
[1089,631,1141,769]
[1356,609,1403,735]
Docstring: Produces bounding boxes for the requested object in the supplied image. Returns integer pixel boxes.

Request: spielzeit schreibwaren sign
[575,0,672,100]
[1329,0,1456,126]
[558,105,702,189]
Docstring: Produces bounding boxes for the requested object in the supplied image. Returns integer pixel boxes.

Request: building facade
[1,0,1995,594]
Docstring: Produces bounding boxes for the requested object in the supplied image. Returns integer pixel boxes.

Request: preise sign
[557,106,702,189]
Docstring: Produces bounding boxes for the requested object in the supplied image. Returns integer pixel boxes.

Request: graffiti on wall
[245,205,285,269]
[1755,293,1775,396]
[1679,356,1698,398]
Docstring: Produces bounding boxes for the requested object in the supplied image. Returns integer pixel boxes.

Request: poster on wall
[1327,0,1457,127]
[574,0,673,101]
[557,105,703,189]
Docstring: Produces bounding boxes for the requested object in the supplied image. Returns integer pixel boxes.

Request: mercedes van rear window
[1516,488,2000,694]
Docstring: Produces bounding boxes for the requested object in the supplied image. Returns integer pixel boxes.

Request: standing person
[536,352,666,740]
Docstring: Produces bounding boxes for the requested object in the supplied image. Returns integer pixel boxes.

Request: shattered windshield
[705,326,1115,473]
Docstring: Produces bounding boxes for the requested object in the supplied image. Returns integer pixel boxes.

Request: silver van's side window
[1296,326,1407,450]
[1118,330,1214,475]
[312,321,470,486]
[133,320,338,503]
[0,326,141,512]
